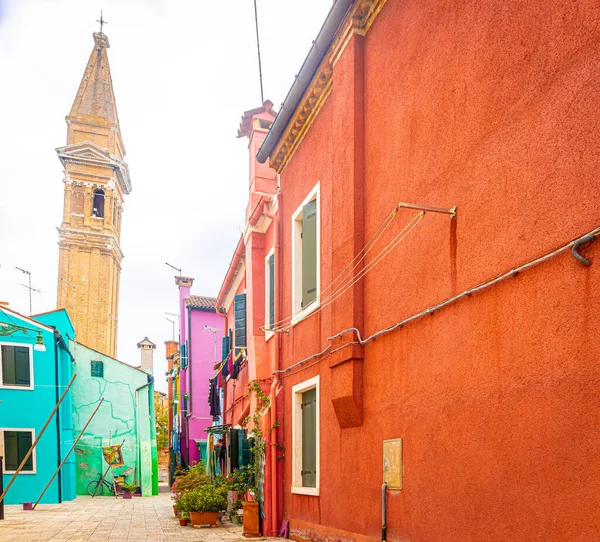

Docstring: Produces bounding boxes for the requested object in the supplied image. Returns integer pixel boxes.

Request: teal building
[69,342,158,497]
[0,306,76,505]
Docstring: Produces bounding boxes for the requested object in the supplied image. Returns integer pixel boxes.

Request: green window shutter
[15,347,30,386]
[301,388,317,487]
[234,294,247,347]
[180,343,188,369]
[18,432,33,471]
[269,254,275,328]
[302,200,318,308]
[91,360,104,378]
[238,430,251,467]
[4,431,19,470]
[2,346,17,386]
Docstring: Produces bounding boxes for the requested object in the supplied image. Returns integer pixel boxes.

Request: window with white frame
[265,248,275,337]
[291,183,320,324]
[1,428,35,473]
[291,376,319,495]
[0,343,33,389]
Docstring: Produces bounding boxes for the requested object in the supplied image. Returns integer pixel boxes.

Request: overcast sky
[0,0,331,392]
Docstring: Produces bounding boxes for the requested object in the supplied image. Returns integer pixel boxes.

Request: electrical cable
[264,205,401,330]
[275,211,425,332]
[276,224,600,378]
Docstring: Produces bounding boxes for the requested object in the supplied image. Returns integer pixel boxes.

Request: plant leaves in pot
[185,485,228,527]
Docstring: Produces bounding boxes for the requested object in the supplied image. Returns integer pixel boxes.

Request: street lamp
[0,323,46,352]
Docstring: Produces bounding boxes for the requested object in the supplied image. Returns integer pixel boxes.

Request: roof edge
[256,0,353,164]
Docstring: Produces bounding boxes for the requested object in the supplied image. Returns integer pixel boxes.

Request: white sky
[0,0,331,392]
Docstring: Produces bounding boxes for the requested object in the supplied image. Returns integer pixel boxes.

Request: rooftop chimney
[237,100,277,221]
[137,336,156,375]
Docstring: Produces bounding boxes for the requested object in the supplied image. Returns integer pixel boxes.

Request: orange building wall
[277,1,600,540]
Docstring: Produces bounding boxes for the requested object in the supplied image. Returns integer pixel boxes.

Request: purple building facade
[175,277,224,466]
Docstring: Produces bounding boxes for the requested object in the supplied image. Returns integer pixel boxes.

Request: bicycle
[87,471,117,497]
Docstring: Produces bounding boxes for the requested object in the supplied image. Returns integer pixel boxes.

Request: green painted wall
[69,341,157,496]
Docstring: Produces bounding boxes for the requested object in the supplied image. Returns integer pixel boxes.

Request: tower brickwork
[56,32,131,358]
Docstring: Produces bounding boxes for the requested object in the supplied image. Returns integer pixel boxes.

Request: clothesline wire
[278,224,600,378]
[274,212,425,333]
[265,205,401,329]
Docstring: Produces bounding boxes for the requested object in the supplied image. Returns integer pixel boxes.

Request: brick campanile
[55,31,131,357]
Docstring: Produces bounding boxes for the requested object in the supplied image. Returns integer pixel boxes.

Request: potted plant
[178,513,190,527]
[187,485,228,527]
[122,483,137,500]
[230,499,243,524]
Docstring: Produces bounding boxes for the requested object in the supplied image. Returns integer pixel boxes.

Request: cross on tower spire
[96,10,107,33]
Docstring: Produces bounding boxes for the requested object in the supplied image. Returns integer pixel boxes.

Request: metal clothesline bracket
[398,201,457,218]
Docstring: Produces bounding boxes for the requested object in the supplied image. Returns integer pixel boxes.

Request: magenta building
[175,277,223,466]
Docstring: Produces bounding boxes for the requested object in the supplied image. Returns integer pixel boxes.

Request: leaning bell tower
[56,29,131,358]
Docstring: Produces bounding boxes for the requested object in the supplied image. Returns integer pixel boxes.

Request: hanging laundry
[209,379,221,417]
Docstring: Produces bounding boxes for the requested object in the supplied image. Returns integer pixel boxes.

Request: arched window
[92,189,105,218]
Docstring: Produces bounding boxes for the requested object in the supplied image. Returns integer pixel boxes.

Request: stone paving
[0,485,276,541]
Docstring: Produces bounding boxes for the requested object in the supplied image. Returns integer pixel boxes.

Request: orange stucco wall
[276,0,600,540]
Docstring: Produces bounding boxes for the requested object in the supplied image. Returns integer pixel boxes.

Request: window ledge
[0,385,34,391]
[291,486,319,496]
[4,470,35,475]
[265,330,274,342]
[290,301,320,327]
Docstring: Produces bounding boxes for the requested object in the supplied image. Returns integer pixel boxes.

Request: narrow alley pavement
[0,485,276,541]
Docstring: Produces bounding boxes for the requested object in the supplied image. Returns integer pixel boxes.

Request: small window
[234,294,247,348]
[3,430,34,472]
[1,344,32,388]
[265,251,275,333]
[291,376,320,495]
[292,183,320,323]
[92,189,105,218]
[91,360,104,378]
[221,335,230,362]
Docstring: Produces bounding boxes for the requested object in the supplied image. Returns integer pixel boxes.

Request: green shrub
[172,463,210,495]
[183,484,228,513]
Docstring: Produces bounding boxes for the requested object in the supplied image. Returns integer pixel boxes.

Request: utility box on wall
[383,438,403,490]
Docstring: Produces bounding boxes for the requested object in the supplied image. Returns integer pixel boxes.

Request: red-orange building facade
[218,0,600,539]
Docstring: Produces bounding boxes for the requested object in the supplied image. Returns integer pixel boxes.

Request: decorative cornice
[57,227,124,260]
[56,140,132,195]
[270,0,387,173]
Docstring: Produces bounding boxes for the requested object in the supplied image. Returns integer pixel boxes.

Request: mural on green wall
[70,341,157,496]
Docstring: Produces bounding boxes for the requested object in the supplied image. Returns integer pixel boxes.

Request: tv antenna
[16,267,41,316]
[165,262,182,275]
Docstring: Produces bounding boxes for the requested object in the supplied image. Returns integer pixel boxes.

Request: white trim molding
[291,182,321,326]
[264,246,275,342]
[291,375,320,496]
[0,427,37,474]
[0,342,34,391]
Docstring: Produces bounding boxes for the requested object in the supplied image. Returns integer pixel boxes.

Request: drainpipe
[135,377,153,493]
[264,196,281,536]
[53,331,62,503]
[382,482,387,541]
[216,310,228,427]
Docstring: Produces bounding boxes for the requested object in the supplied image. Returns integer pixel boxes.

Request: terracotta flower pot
[189,511,218,527]
[179,518,189,526]
[173,506,179,517]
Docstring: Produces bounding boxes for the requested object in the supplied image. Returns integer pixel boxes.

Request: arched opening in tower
[92,189,105,218]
